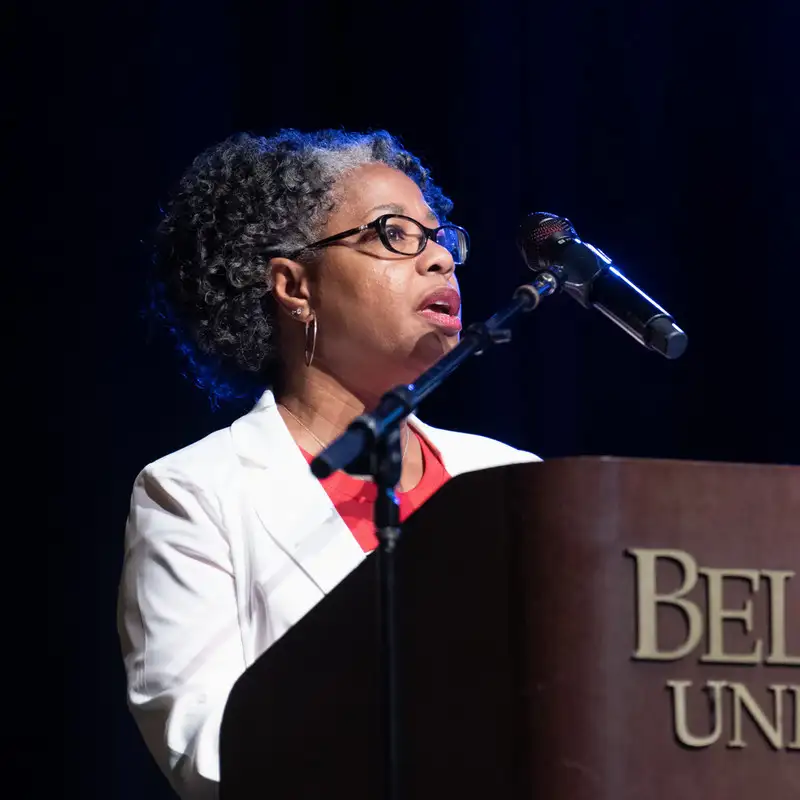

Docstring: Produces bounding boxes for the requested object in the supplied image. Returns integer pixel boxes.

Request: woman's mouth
[417,287,462,333]
[418,306,463,333]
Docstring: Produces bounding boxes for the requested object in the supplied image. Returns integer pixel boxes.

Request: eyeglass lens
[382,216,468,264]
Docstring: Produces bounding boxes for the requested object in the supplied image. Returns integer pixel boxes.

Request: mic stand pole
[373,427,403,800]
[310,272,558,800]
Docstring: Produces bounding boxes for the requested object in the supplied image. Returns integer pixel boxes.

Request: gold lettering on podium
[666,681,799,750]
[700,568,762,664]
[790,687,800,749]
[629,548,703,661]
[763,570,800,665]
[627,549,799,753]
[728,683,786,750]
[668,679,726,747]
[629,549,798,665]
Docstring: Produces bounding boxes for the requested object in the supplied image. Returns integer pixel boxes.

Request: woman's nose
[417,238,456,277]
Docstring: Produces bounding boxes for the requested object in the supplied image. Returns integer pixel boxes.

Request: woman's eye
[385,226,409,242]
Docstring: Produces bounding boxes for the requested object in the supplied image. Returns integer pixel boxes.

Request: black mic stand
[310,272,558,800]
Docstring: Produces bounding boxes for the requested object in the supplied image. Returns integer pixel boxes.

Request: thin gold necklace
[279,403,411,463]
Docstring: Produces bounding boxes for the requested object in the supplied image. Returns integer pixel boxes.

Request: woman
[118,129,539,799]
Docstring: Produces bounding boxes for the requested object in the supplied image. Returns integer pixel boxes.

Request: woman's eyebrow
[365,203,439,225]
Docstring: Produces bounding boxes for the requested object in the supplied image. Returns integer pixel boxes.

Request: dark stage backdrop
[12,0,799,796]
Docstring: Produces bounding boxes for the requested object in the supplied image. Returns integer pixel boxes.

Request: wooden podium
[219,458,800,799]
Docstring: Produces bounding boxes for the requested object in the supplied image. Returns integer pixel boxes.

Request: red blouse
[301,430,451,553]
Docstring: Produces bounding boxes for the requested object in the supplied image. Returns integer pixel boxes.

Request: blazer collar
[230,390,366,595]
[229,390,460,596]
[230,389,444,471]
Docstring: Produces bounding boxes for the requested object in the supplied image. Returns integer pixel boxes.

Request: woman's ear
[270,257,313,318]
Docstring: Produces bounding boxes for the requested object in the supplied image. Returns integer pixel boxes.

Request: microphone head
[517,211,577,271]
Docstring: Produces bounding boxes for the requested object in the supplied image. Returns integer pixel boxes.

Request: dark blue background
[10,0,798,795]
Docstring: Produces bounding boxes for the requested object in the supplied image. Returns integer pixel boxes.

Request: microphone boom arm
[310,270,559,479]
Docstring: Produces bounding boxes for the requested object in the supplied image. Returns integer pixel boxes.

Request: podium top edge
[526,455,799,471]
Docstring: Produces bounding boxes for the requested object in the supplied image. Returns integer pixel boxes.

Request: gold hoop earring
[304,316,317,368]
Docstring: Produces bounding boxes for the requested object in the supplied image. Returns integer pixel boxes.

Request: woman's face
[300,163,462,393]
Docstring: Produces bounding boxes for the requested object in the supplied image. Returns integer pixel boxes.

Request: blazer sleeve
[118,464,247,799]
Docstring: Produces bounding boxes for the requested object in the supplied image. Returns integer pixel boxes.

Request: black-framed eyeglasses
[290,214,470,265]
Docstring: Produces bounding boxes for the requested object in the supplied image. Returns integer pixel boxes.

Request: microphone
[517,212,688,359]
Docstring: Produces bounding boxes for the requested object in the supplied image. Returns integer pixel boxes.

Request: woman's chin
[405,332,458,373]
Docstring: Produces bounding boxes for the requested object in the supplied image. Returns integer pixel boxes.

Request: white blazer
[118,390,539,799]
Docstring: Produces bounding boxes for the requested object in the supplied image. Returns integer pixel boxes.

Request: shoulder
[131,424,244,524]
[143,426,237,482]
[124,423,250,555]
[412,418,540,478]
[129,391,283,506]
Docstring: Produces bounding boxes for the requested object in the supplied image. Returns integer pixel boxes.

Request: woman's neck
[275,364,393,442]
[276,364,423,490]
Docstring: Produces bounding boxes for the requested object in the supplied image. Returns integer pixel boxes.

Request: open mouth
[425,300,454,314]
[417,287,462,333]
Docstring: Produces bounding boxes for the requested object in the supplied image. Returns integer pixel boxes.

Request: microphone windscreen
[517,212,576,271]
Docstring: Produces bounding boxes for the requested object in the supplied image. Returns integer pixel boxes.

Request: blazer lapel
[228,393,487,597]
[408,415,462,475]
[230,391,366,595]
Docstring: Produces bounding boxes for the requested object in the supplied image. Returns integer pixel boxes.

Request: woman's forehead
[334,164,434,223]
